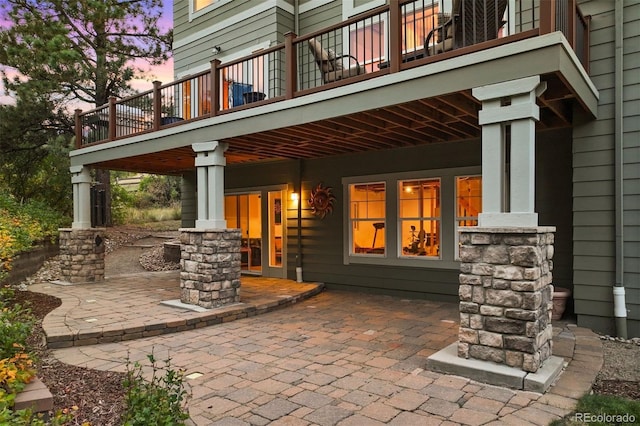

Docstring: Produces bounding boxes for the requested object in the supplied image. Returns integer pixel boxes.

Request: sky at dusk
[0,0,175,107]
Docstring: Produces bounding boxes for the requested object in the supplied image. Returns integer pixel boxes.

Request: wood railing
[75,0,589,148]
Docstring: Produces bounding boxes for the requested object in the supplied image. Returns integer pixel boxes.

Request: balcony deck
[72,0,594,174]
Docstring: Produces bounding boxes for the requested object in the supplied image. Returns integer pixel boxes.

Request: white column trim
[474,76,546,228]
[193,142,229,229]
[70,165,92,229]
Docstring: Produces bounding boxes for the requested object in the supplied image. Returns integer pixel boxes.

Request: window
[350,182,386,255]
[399,179,441,258]
[344,167,481,268]
[456,176,481,227]
[402,4,441,53]
[194,0,214,12]
[349,21,386,73]
[456,176,482,258]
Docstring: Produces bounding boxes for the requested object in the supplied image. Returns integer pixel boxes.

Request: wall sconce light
[291,192,299,202]
[212,46,222,55]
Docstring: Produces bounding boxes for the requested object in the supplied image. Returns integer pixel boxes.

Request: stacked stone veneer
[59,228,105,283]
[180,229,241,308]
[458,227,555,373]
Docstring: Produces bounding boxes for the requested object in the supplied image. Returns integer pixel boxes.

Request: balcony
[74,0,592,173]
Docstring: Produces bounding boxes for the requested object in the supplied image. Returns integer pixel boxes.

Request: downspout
[296,159,303,282]
[613,0,627,338]
[294,0,299,35]
[293,2,302,283]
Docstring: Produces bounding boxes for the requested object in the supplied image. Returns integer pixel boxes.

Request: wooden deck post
[74,109,82,149]
[285,32,297,100]
[389,0,402,73]
[108,97,117,141]
[567,0,576,48]
[211,59,221,116]
[153,81,162,130]
[539,0,556,35]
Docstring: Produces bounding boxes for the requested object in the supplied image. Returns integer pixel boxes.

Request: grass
[123,206,181,225]
[552,394,640,425]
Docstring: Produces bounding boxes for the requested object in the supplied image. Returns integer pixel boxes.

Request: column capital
[192,141,229,153]
[472,76,545,101]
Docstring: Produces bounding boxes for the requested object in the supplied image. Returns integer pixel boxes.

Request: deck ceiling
[92,72,575,175]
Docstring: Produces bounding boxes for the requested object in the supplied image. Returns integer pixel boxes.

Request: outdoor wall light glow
[291,192,299,202]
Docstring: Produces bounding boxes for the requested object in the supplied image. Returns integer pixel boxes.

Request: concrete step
[13,377,53,413]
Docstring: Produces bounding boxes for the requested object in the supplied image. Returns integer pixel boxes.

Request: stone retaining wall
[1,241,59,285]
[180,228,241,308]
[59,228,105,283]
[458,227,555,373]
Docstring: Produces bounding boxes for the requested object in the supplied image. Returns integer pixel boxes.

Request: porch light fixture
[212,45,222,55]
[291,192,299,202]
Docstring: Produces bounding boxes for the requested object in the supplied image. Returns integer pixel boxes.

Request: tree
[0,0,173,225]
[0,90,73,216]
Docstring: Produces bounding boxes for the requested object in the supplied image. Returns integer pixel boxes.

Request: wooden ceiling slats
[88,74,575,174]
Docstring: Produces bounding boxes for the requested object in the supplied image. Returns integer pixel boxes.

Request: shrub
[123,352,190,426]
[0,286,35,360]
[0,194,67,281]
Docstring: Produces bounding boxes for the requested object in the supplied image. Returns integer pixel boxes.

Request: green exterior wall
[225,131,573,303]
[173,0,295,76]
[572,0,639,336]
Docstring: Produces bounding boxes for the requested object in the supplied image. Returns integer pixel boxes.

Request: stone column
[454,76,555,374]
[180,143,242,308]
[458,227,555,373]
[58,166,105,283]
[58,228,105,283]
[180,228,241,308]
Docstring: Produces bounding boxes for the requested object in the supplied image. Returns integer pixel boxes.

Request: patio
[37,275,603,425]
[31,273,323,349]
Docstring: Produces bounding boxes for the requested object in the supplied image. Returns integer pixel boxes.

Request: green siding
[573,0,640,337]
[225,131,573,302]
[537,129,574,290]
[181,171,197,228]
[299,1,342,35]
[173,0,295,76]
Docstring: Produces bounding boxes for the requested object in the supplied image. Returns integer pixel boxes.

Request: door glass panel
[268,191,283,268]
[225,193,261,273]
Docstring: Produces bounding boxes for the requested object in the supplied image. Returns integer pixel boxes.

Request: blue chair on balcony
[425,0,508,56]
[308,38,366,84]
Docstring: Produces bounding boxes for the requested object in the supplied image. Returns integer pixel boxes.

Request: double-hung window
[456,176,481,227]
[399,179,441,258]
[344,168,481,267]
[455,176,482,258]
[350,182,386,255]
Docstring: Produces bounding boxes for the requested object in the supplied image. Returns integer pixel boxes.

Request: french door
[224,188,285,277]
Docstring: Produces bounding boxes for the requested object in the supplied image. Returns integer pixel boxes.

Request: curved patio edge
[28,273,324,349]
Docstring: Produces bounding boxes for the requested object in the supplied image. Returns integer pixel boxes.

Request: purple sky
[0,0,175,106]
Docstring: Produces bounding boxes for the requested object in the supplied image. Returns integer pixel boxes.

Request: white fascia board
[176,0,294,50]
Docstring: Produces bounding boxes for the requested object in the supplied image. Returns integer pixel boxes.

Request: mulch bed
[13,291,126,426]
[592,380,640,401]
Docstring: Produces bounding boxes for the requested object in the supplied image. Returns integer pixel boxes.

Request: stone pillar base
[59,228,105,283]
[179,228,241,308]
[458,226,555,373]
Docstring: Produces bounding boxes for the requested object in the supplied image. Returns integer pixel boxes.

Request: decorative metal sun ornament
[309,183,336,219]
